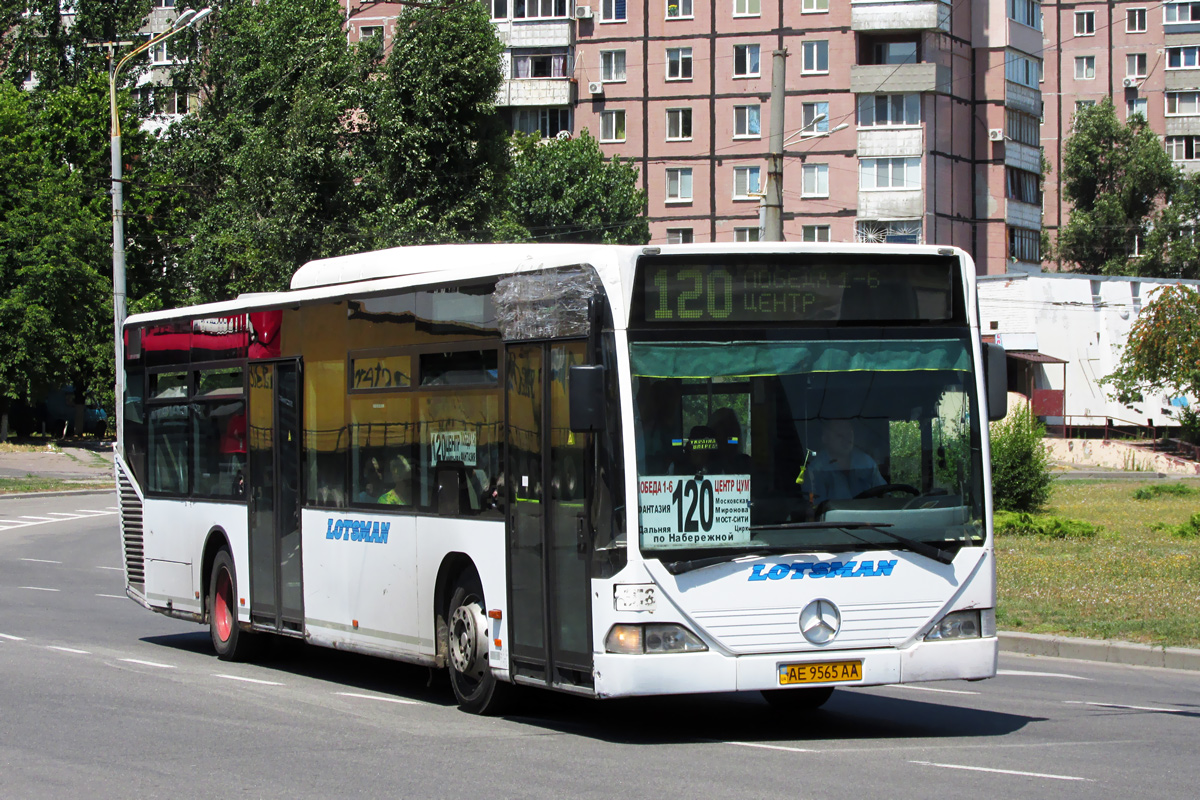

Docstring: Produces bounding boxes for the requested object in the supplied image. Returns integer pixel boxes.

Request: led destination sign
[639,259,956,324]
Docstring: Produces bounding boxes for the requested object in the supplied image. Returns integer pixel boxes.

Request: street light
[106,7,211,437]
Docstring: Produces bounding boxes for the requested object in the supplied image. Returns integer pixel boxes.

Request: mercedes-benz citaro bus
[117,243,1007,714]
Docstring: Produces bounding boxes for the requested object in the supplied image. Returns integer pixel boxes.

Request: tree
[1138,172,1200,280]
[990,404,1052,513]
[504,130,649,244]
[1057,100,1179,275]
[1103,283,1200,407]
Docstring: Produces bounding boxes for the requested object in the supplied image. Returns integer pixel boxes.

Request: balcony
[1166,115,1200,136]
[857,128,924,157]
[497,77,575,107]
[857,189,924,218]
[851,0,950,33]
[1004,81,1041,116]
[1006,200,1041,230]
[850,63,952,95]
[492,19,574,49]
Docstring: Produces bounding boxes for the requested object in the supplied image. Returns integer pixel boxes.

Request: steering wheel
[854,483,920,500]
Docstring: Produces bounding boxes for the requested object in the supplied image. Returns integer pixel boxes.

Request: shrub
[1179,407,1200,445]
[1132,483,1198,500]
[1152,513,1200,539]
[990,406,1052,512]
[994,510,1101,539]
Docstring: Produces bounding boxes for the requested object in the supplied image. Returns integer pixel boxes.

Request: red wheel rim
[214,568,233,643]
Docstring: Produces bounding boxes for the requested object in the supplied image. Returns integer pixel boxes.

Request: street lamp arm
[110,7,212,136]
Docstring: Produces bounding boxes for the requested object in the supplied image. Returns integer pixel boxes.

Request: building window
[513,0,570,18]
[1167,91,1200,115]
[1075,56,1096,80]
[601,50,626,82]
[666,168,693,202]
[734,104,761,137]
[1006,109,1040,146]
[1127,7,1147,31]
[1128,96,1148,119]
[512,108,571,138]
[601,0,627,21]
[734,0,760,16]
[1165,2,1200,23]
[801,40,829,74]
[359,25,384,42]
[1167,47,1200,69]
[856,220,921,244]
[802,0,829,12]
[666,228,693,244]
[859,157,921,190]
[1127,53,1148,77]
[491,0,507,19]
[802,101,829,134]
[666,47,693,80]
[1005,52,1040,88]
[1008,0,1042,30]
[733,166,762,199]
[858,93,920,127]
[666,0,693,17]
[133,86,190,116]
[870,40,918,65]
[1008,227,1040,263]
[600,110,626,142]
[1006,167,1041,204]
[802,225,831,242]
[1166,135,1200,160]
[734,227,760,242]
[733,44,761,77]
[148,39,171,65]
[666,108,692,140]
[1074,10,1095,35]
[802,163,829,197]
[512,50,569,78]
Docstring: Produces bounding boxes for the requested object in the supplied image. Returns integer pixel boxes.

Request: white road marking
[887,684,980,695]
[0,509,117,532]
[19,516,56,521]
[214,674,284,686]
[998,669,1091,680]
[19,586,59,592]
[19,558,62,564]
[0,633,26,641]
[96,594,125,599]
[909,761,1092,782]
[96,566,123,571]
[47,512,86,518]
[120,658,175,669]
[726,741,817,753]
[1065,700,1185,714]
[46,646,90,655]
[0,519,24,524]
[335,692,420,706]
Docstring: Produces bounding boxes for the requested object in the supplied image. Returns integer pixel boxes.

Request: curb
[0,488,116,500]
[999,631,1200,672]
[1051,470,1171,481]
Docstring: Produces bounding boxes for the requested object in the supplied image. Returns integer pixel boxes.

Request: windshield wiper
[750,521,957,565]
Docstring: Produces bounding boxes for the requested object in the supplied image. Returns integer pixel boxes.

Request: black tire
[760,686,835,711]
[208,548,256,661]
[446,574,512,715]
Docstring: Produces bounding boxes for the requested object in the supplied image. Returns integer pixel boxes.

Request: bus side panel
[301,509,419,654]
[142,498,248,621]
[414,517,507,670]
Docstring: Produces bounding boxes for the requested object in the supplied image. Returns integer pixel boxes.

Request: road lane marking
[909,761,1092,782]
[96,594,125,599]
[47,512,86,518]
[214,674,284,686]
[335,692,420,706]
[20,558,62,564]
[726,741,817,753]
[998,669,1090,680]
[0,509,117,532]
[1065,700,1186,713]
[0,519,24,524]
[96,566,123,571]
[19,516,57,521]
[46,646,90,655]
[0,633,26,641]
[121,658,175,669]
[19,586,59,592]
[887,684,980,695]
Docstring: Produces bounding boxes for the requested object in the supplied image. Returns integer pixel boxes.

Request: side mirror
[568,365,606,432]
[983,342,1007,421]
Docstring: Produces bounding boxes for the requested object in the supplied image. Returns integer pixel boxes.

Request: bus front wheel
[446,577,511,715]
[209,549,255,661]
[760,686,834,711]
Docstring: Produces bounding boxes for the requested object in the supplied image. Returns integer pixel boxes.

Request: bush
[990,406,1052,512]
[1132,483,1198,500]
[1179,407,1200,445]
[1151,513,1200,539]
[994,510,1101,539]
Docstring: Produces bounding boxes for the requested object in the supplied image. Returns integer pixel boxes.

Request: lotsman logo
[326,518,390,544]
[747,560,896,581]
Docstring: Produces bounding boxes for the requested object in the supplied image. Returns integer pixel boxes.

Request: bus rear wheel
[209,549,255,661]
[446,577,511,715]
[760,686,834,711]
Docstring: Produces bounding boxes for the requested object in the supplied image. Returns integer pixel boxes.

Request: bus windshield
[631,333,985,563]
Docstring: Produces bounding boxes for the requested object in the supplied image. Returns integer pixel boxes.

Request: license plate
[778,660,862,685]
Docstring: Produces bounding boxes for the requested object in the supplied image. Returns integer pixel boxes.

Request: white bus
[117,243,1007,714]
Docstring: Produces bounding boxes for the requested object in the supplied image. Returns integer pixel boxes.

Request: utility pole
[763,48,787,242]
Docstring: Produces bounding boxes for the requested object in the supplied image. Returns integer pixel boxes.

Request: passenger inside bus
[379,455,413,505]
[707,407,753,475]
[802,419,885,507]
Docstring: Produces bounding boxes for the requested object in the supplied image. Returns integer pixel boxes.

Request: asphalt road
[2,492,1198,799]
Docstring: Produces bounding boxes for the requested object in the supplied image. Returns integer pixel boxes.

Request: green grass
[0,475,113,495]
[996,479,1200,647]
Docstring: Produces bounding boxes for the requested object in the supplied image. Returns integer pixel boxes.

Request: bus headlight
[924,609,988,641]
[605,623,708,654]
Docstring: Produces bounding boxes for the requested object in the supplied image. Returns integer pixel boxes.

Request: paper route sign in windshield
[639,475,751,549]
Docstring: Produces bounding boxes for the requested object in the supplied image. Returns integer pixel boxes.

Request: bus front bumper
[591,636,998,698]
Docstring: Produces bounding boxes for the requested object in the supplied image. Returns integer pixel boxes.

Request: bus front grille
[117,461,145,591]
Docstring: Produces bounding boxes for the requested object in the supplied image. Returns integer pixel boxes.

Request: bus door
[247,359,304,633]
[505,341,593,690]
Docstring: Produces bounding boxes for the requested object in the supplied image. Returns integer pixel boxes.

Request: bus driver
[803,419,884,507]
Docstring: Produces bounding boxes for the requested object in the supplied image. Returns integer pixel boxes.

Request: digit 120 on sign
[638,475,751,549]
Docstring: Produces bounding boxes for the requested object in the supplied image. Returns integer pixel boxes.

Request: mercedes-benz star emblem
[799,598,842,645]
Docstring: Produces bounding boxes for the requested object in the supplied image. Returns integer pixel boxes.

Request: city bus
[117,242,1007,714]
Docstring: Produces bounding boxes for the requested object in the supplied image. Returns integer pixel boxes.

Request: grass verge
[996,479,1200,647]
[0,476,113,495]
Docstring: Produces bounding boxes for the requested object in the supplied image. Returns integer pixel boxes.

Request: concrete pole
[110,57,126,441]
[763,48,787,242]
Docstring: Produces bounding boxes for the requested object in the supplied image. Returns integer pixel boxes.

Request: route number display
[638,475,751,549]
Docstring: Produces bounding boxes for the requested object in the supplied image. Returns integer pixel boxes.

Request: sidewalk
[0,440,114,481]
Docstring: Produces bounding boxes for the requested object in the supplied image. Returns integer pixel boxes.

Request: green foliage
[505,130,649,244]
[994,510,1101,539]
[1132,482,1199,500]
[1150,513,1200,539]
[1057,99,1180,275]
[1102,284,1200,406]
[1179,406,1200,445]
[989,405,1052,512]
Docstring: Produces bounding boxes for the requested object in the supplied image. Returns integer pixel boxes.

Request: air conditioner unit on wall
[988,128,1004,141]
[588,81,604,96]
[575,5,593,18]
[1123,77,1139,88]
